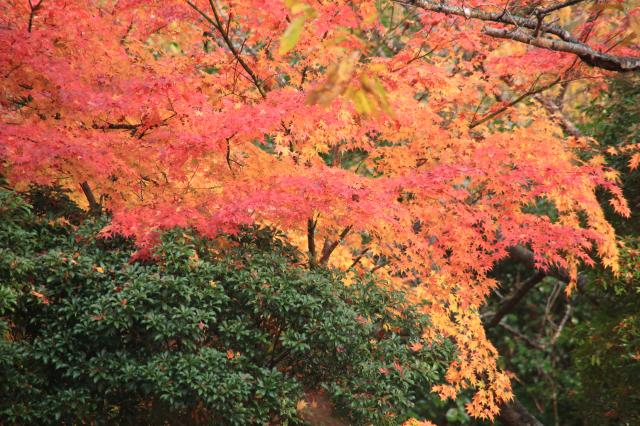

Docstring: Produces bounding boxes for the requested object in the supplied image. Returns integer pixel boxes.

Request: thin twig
[470,76,562,128]
[498,322,546,350]
[185,0,266,97]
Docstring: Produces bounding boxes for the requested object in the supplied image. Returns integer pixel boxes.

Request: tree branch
[318,225,353,266]
[499,397,544,426]
[27,0,44,33]
[534,94,583,137]
[307,217,318,269]
[397,0,640,72]
[398,0,579,43]
[80,181,101,214]
[470,76,562,128]
[483,27,640,72]
[547,303,572,347]
[538,0,587,15]
[486,271,546,328]
[508,245,587,286]
[185,0,267,97]
[484,245,586,329]
[348,246,370,270]
[497,322,546,350]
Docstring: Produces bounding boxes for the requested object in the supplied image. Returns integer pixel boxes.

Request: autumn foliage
[1,0,638,419]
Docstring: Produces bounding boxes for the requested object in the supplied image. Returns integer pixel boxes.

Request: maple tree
[1,0,638,421]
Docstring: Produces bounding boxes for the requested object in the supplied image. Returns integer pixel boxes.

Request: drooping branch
[396,0,640,72]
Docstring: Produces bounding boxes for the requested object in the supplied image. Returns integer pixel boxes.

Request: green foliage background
[0,186,453,425]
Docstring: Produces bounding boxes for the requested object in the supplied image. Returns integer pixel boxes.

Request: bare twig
[498,322,546,350]
[547,303,572,346]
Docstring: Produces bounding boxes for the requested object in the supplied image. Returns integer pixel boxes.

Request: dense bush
[0,187,453,425]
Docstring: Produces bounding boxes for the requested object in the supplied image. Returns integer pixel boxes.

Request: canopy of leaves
[1,0,637,418]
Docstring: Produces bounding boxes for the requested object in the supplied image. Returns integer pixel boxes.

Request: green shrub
[0,187,452,425]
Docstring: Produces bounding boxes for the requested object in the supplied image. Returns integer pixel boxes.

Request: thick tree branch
[484,27,640,72]
[397,0,640,72]
[486,271,546,328]
[399,0,579,43]
[318,225,353,266]
[508,245,587,286]
[80,181,101,214]
[307,217,318,268]
[499,397,544,426]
